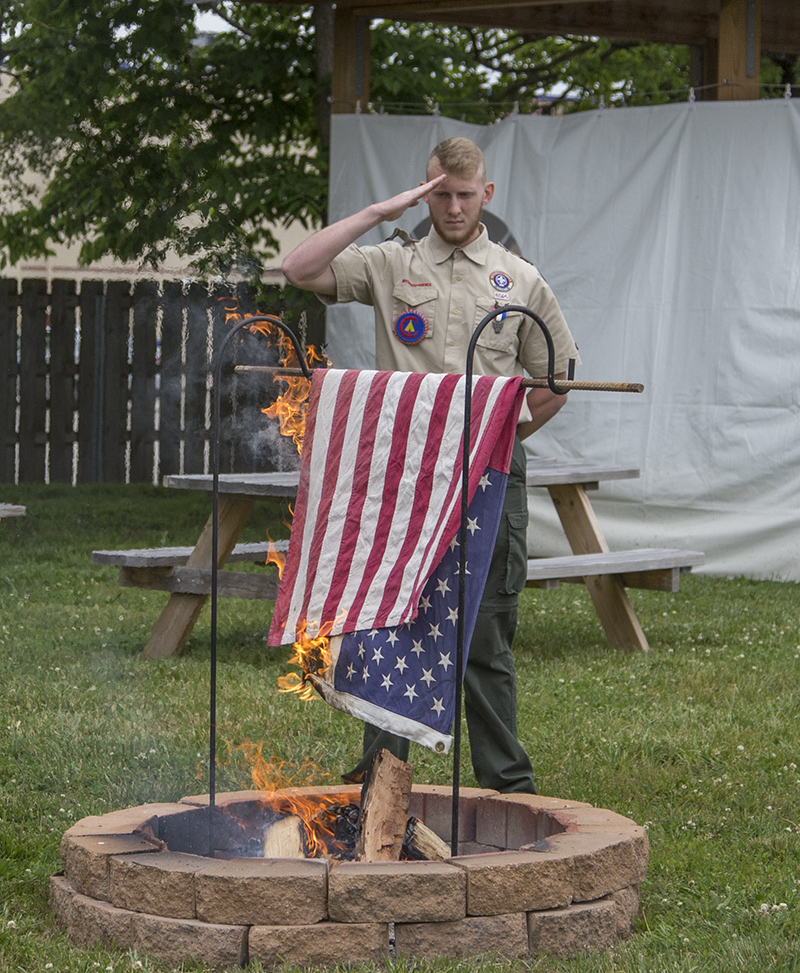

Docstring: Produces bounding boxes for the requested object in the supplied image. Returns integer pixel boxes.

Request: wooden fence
[0,277,322,484]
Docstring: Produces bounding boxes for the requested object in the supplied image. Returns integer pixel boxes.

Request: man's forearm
[516,379,569,440]
[281,206,383,294]
[281,173,447,295]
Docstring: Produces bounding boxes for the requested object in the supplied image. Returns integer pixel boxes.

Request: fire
[265,535,286,578]
[220,303,334,702]
[231,742,354,858]
[278,619,332,701]
[220,301,330,459]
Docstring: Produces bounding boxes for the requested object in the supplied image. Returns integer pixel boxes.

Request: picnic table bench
[92,461,703,656]
[0,503,27,519]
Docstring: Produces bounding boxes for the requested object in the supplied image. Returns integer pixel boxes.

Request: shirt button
[456,275,462,281]
[449,340,455,346]
[453,309,461,315]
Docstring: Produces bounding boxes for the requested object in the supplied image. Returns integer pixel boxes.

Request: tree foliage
[0,1,712,278]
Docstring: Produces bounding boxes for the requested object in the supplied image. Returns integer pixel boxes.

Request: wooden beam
[332,8,371,114]
[717,0,761,99]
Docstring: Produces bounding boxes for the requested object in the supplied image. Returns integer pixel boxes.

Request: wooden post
[717,0,761,100]
[331,7,371,114]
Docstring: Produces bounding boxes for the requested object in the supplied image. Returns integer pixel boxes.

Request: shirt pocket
[392,282,438,340]
[473,297,520,356]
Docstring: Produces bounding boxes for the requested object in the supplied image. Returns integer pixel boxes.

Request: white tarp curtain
[325,102,800,581]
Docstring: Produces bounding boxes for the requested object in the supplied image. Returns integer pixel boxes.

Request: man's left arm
[516,376,568,440]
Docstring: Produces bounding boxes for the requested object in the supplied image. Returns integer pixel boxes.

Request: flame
[279,619,332,701]
[231,742,351,858]
[265,535,286,579]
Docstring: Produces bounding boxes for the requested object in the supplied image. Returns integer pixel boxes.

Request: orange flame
[265,535,286,579]
[279,619,333,701]
[230,742,349,858]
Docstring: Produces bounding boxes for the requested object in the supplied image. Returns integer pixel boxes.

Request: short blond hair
[426,137,487,182]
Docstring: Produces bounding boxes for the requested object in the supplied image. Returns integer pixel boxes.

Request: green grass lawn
[1,483,799,972]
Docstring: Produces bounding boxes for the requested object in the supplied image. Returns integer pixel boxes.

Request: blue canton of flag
[310,464,507,754]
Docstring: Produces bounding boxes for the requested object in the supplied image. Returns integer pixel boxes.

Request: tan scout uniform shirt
[329,224,579,386]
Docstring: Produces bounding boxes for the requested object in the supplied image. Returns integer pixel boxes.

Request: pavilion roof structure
[254,0,800,111]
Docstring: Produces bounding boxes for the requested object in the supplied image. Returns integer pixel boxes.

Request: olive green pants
[344,438,535,794]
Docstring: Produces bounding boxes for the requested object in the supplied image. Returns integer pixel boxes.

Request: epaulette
[383,227,418,245]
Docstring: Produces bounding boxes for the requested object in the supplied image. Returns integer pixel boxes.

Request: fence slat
[76,281,103,483]
[183,282,210,474]
[159,281,184,479]
[0,280,18,481]
[18,279,48,482]
[130,281,158,483]
[49,280,78,483]
[100,282,131,482]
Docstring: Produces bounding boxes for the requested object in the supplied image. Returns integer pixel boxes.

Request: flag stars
[386,630,399,647]
[428,623,442,642]
[361,666,370,682]
[372,646,384,664]
[478,472,492,491]
[395,655,409,674]
[404,684,418,703]
[421,668,436,687]
[446,606,459,626]
[381,673,393,691]
[419,595,432,613]
[411,639,425,657]
[346,664,357,681]
[438,652,452,671]
[436,577,451,596]
[467,516,480,535]
[431,697,445,716]
[357,641,366,659]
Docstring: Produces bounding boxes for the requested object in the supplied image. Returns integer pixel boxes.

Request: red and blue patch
[394,310,429,345]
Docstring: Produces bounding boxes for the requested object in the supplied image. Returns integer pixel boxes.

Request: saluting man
[282,136,579,793]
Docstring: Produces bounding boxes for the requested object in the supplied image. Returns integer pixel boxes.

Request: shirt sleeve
[330,243,397,307]
[517,274,581,376]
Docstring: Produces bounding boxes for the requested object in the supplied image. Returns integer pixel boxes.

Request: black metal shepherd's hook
[450,306,566,856]
[207,315,310,857]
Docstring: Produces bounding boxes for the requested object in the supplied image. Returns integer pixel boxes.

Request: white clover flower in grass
[6,920,17,929]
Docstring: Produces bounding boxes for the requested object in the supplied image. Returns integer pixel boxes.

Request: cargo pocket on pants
[503,510,529,596]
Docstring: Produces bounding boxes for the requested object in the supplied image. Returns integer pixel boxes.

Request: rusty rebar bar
[233,364,644,394]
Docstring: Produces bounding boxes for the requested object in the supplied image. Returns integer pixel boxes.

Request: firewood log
[402,816,451,861]
[261,814,307,858]
[354,748,414,862]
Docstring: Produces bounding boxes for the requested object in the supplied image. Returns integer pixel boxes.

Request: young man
[282,137,579,793]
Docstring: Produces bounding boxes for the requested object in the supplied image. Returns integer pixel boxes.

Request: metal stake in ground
[209,315,310,857]
[453,305,570,856]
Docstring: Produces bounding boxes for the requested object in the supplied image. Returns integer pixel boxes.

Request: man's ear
[483,181,495,205]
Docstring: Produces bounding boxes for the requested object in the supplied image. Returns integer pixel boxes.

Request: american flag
[310,466,507,752]
[267,368,523,747]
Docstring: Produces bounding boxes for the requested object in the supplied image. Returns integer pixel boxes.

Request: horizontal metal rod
[233,364,643,394]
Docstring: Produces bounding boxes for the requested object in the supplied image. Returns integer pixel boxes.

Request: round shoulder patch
[489,271,514,292]
[394,309,428,345]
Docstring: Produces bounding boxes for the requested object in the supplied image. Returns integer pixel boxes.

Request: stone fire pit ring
[51,785,648,967]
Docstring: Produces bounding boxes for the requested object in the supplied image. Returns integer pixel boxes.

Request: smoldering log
[402,817,451,861]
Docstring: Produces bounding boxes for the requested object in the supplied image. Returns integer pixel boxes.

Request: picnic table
[91,460,703,658]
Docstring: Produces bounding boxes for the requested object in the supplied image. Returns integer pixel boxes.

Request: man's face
[423,162,495,247]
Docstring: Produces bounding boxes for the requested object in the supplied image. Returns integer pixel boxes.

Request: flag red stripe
[372,374,464,627]
[319,370,395,628]
[343,372,427,631]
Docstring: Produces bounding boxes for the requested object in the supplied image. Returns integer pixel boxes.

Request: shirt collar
[427,224,490,265]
